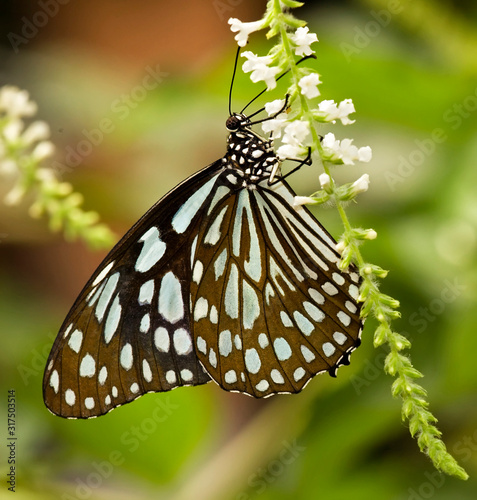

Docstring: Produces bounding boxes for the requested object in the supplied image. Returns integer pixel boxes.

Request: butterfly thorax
[223,113,280,186]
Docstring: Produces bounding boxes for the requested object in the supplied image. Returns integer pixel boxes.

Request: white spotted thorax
[43,109,363,419]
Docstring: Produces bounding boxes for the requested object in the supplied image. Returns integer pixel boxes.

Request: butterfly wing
[43,161,226,418]
[190,172,362,397]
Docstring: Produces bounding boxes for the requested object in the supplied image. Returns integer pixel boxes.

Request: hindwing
[190,171,362,397]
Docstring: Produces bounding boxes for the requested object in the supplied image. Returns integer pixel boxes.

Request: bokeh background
[1,0,477,498]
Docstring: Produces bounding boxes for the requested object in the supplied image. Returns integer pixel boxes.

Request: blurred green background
[1,0,476,498]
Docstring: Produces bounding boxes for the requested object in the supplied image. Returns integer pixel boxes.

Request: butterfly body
[43,113,362,419]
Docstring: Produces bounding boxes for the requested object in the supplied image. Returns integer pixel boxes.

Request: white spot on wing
[273,337,292,361]
[293,367,306,381]
[224,370,237,384]
[245,348,261,374]
[271,369,285,384]
[84,397,95,410]
[293,311,314,335]
[333,332,347,345]
[49,370,59,393]
[280,311,293,327]
[332,272,345,286]
[196,336,207,355]
[345,301,358,314]
[140,313,150,333]
[180,369,193,382]
[303,301,325,323]
[92,261,115,287]
[158,272,184,324]
[322,282,338,296]
[135,227,166,273]
[204,205,229,245]
[173,328,192,355]
[143,359,153,382]
[349,284,359,300]
[256,380,269,392]
[192,260,204,284]
[98,366,108,385]
[79,354,96,377]
[120,343,133,370]
[104,293,122,344]
[154,327,170,352]
[68,329,83,353]
[322,342,336,357]
[242,280,260,329]
[95,272,120,322]
[225,263,239,319]
[214,247,228,280]
[337,311,351,326]
[138,279,155,305]
[172,175,218,234]
[258,333,269,349]
[219,330,232,357]
[65,389,75,406]
[300,345,316,363]
[166,370,176,384]
[194,297,209,321]
[308,288,325,305]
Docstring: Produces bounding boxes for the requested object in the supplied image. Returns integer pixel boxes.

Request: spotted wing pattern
[43,111,364,419]
[43,164,224,418]
[190,171,362,397]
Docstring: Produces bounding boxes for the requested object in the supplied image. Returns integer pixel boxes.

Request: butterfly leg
[267,147,312,186]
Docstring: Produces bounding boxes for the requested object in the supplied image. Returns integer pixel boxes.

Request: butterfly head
[224,113,279,185]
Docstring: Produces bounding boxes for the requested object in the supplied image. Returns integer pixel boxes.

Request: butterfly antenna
[229,46,241,116]
[241,54,316,116]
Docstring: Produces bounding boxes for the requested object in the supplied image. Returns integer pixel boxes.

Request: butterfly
[43,86,363,419]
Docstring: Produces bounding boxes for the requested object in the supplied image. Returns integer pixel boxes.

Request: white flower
[32,141,55,161]
[241,51,280,90]
[358,146,373,162]
[298,73,321,99]
[264,99,285,115]
[364,229,377,240]
[335,240,346,254]
[293,195,317,206]
[3,120,23,142]
[22,120,50,145]
[291,27,318,56]
[321,133,372,165]
[351,174,370,195]
[282,120,310,146]
[317,99,356,125]
[319,173,331,190]
[0,86,37,117]
[228,18,265,47]
[261,114,287,138]
[276,144,303,159]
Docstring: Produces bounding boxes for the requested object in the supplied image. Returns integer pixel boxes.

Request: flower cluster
[228,11,372,200]
[0,86,115,248]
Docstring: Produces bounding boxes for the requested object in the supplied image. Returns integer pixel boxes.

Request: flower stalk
[229,0,468,480]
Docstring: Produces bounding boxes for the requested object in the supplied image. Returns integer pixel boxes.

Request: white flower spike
[298,73,321,99]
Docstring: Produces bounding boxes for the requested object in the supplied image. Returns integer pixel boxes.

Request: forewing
[43,162,224,418]
[191,175,362,397]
